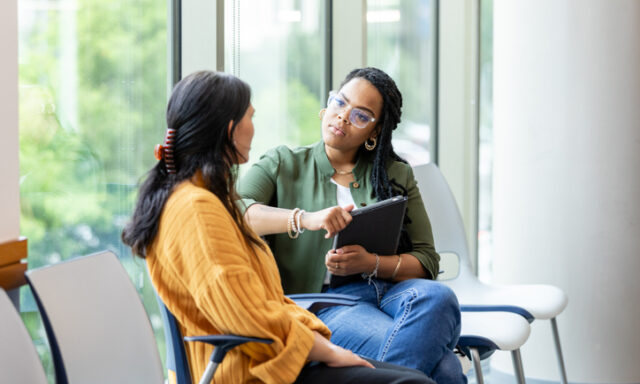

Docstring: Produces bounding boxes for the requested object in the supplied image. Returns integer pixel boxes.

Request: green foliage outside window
[19,1,167,381]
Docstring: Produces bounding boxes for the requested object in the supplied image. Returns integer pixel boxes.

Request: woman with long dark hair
[238,67,466,383]
[122,70,433,383]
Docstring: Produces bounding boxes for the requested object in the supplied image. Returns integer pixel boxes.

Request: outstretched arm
[245,203,355,238]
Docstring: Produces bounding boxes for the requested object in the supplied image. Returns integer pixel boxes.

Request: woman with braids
[122,70,433,383]
[238,67,466,383]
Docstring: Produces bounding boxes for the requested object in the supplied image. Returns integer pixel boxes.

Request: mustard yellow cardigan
[147,181,331,383]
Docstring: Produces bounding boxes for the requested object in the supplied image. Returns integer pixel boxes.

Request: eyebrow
[339,92,376,117]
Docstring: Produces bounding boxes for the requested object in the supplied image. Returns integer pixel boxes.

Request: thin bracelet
[362,254,380,285]
[390,254,403,280]
[287,208,300,239]
[295,209,306,233]
[291,208,299,232]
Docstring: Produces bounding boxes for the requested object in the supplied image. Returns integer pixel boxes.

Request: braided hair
[339,67,413,253]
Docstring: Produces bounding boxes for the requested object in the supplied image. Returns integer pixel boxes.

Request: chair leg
[551,317,568,384]
[511,349,526,384]
[470,348,484,384]
[198,361,218,384]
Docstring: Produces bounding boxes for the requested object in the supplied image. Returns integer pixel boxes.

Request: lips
[329,124,345,136]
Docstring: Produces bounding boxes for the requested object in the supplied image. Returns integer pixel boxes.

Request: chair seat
[447,278,568,319]
[460,311,531,351]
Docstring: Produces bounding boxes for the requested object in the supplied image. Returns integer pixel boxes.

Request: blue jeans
[318,278,467,384]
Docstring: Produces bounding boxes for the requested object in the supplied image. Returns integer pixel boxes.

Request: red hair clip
[154,144,164,161]
[154,128,177,174]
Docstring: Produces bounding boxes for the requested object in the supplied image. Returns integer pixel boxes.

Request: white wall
[0,0,20,244]
[492,1,640,382]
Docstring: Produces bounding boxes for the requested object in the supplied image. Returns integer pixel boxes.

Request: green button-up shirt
[238,141,440,294]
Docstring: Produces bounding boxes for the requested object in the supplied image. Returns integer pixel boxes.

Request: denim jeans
[318,278,467,384]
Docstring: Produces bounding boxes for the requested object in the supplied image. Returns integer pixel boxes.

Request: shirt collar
[312,141,371,180]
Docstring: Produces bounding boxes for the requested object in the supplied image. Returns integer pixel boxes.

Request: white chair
[25,251,165,384]
[442,244,531,384]
[413,163,568,384]
[458,310,530,384]
[0,288,48,384]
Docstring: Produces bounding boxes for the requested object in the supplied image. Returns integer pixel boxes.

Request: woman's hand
[325,245,376,276]
[308,331,374,369]
[323,345,375,369]
[301,205,355,238]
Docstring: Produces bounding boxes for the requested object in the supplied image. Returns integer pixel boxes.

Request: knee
[433,283,460,312]
[412,280,460,314]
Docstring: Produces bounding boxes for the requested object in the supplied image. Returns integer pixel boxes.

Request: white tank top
[330,178,357,208]
[324,179,357,284]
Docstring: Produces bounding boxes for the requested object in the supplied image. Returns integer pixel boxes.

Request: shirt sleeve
[237,147,282,214]
[403,165,441,279]
[166,191,328,383]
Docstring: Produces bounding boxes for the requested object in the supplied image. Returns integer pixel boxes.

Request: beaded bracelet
[362,253,380,285]
[390,254,403,280]
[287,208,300,239]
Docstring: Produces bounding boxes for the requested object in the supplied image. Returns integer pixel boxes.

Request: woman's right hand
[323,344,375,369]
[308,331,374,368]
[301,205,355,238]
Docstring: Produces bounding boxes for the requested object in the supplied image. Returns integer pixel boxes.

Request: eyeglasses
[327,91,376,129]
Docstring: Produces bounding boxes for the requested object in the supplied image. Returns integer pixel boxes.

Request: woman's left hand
[325,245,376,276]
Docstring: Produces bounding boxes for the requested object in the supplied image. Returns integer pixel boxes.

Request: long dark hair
[340,67,412,253]
[122,71,263,257]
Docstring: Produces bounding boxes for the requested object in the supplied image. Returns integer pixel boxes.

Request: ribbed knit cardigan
[147,181,331,383]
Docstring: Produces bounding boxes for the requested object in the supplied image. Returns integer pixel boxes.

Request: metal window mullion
[216,0,224,72]
[168,0,181,88]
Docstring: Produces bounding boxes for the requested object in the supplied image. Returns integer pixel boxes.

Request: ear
[370,127,381,140]
[227,120,234,139]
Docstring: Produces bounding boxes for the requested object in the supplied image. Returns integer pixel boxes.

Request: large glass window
[367,0,437,165]
[18,0,168,379]
[225,0,328,165]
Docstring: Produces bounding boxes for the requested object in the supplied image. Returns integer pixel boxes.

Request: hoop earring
[365,137,377,151]
[318,109,326,119]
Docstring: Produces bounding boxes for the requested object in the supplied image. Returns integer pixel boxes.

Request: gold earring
[318,109,326,119]
[365,137,377,151]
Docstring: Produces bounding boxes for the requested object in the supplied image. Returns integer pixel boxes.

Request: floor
[467,360,560,384]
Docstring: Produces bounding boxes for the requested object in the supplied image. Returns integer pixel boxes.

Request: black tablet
[329,195,408,288]
[332,195,408,255]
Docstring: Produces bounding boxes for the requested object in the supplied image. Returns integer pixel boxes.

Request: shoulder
[166,182,229,221]
[260,143,316,163]
[386,159,415,185]
[252,143,318,174]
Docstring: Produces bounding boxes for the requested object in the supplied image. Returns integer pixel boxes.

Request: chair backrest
[25,251,164,384]
[0,288,48,384]
[155,293,192,384]
[412,163,474,279]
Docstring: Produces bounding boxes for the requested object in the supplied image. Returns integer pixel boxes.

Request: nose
[337,108,352,125]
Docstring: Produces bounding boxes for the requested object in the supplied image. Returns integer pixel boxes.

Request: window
[225,0,329,166]
[18,0,168,379]
[478,0,493,279]
[367,0,437,165]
